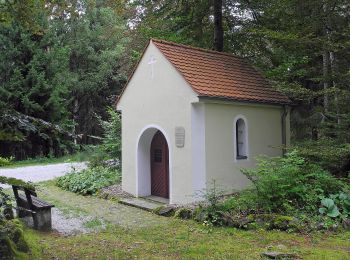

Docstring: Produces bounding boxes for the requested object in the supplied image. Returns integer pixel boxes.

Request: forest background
[1,0,349,177]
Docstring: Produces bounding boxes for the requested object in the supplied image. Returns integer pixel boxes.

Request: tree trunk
[73,97,79,145]
[213,0,223,51]
[322,51,329,113]
[330,51,340,124]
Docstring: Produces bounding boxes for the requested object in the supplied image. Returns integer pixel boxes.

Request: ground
[24,182,350,259]
[0,162,87,188]
[2,164,350,259]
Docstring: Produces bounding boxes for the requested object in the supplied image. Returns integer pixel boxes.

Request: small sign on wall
[175,127,185,148]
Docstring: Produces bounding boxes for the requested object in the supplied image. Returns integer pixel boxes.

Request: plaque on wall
[175,127,185,148]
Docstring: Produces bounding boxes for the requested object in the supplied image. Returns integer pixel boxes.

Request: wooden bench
[12,185,54,231]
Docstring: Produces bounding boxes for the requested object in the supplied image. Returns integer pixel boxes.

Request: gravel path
[37,183,168,234]
[0,162,87,188]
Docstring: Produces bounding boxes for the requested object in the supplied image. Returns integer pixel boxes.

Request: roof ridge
[151,38,244,60]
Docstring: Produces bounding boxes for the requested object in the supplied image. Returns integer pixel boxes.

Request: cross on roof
[148,55,157,79]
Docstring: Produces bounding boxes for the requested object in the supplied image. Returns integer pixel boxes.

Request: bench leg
[33,209,52,231]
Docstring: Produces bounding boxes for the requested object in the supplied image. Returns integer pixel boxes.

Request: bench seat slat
[18,194,54,209]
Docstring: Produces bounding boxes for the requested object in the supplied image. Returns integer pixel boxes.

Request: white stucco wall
[203,101,289,193]
[117,41,199,204]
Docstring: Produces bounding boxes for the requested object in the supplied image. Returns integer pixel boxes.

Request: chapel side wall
[204,102,287,193]
[117,42,198,204]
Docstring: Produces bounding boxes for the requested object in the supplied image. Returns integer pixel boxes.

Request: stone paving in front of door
[35,182,169,232]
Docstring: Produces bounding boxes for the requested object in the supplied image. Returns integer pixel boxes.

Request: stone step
[119,197,165,211]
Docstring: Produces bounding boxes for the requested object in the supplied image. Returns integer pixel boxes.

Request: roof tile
[152,39,290,105]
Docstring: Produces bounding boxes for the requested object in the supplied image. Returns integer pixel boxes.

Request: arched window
[235,118,248,160]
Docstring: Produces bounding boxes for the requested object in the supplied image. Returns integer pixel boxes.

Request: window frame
[233,115,249,161]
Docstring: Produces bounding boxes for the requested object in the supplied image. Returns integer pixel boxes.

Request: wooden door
[150,131,169,198]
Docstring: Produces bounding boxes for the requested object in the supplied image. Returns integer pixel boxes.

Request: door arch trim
[136,125,172,203]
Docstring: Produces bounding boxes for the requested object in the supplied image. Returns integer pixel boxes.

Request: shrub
[0,156,13,167]
[0,220,29,259]
[56,166,121,195]
[91,108,121,167]
[0,177,30,258]
[241,150,345,214]
[194,151,349,232]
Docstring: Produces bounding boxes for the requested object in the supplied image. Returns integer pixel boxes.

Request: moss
[174,208,193,219]
[0,220,30,259]
[0,176,35,190]
[250,214,297,231]
[152,205,166,215]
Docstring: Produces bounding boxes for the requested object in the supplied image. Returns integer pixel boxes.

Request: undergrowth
[56,166,121,195]
[193,150,350,232]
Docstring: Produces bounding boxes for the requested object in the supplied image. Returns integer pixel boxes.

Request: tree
[0,0,130,159]
[213,0,223,51]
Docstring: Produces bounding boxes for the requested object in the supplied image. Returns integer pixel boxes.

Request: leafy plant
[98,108,122,161]
[240,150,345,214]
[319,193,350,219]
[56,166,121,195]
[0,157,14,167]
[190,151,349,231]
[90,108,122,168]
[195,180,226,226]
[319,198,340,218]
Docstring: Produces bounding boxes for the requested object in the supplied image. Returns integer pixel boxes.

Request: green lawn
[20,182,350,259]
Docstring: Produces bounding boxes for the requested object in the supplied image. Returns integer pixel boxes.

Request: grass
[24,219,350,259]
[20,182,350,259]
[1,150,93,168]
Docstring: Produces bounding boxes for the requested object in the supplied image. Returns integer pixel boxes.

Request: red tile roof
[152,39,290,105]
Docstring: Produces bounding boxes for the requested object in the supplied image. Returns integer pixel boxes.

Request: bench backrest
[12,185,37,211]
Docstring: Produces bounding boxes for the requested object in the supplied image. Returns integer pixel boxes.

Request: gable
[118,39,290,107]
[117,41,198,111]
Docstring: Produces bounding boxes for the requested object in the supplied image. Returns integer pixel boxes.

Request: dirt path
[0,162,87,188]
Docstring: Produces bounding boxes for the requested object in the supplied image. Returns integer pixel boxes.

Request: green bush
[90,108,121,166]
[0,220,29,259]
[195,151,349,231]
[0,156,13,167]
[56,166,121,195]
[240,150,345,214]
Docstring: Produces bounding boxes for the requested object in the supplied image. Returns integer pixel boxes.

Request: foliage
[0,176,35,191]
[90,108,122,167]
[56,166,121,195]
[319,198,341,218]
[0,220,29,260]
[100,108,121,160]
[241,150,345,214]
[0,0,130,160]
[0,176,30,258]
[295,139,350,177]
[194,151,349,231]
[0,188,13,222]
[319,193,350,219]
[0,156,13,167]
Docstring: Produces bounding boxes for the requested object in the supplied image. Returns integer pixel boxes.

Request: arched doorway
[150,131,169,198]
[136,126,171,200]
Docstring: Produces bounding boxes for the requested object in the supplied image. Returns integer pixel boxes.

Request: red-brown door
[150,131,169,198]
